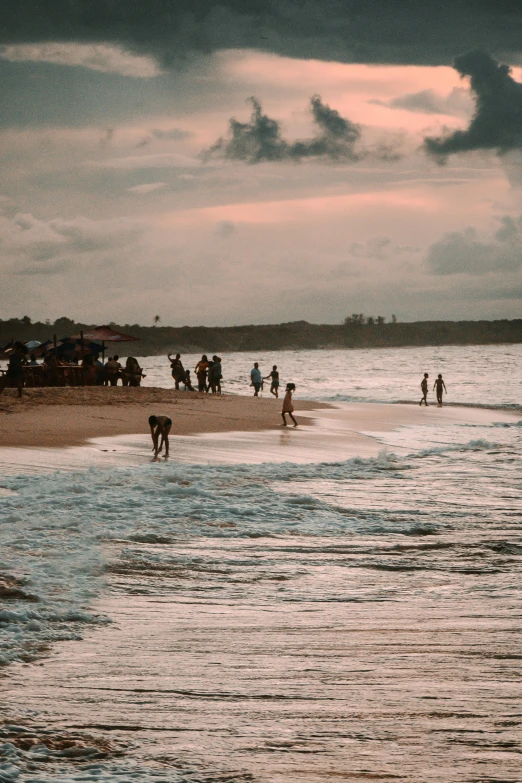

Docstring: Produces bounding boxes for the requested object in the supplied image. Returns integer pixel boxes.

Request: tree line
[1,315,521,355]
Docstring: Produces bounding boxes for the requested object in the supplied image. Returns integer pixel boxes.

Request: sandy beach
[0,387,331,449]
[1,386,517,452]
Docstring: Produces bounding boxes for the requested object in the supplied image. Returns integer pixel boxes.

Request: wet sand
[0,387,330,448]
[0,399,517,475]
[0,387,516,453]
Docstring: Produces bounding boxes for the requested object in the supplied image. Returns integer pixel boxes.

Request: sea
[1,344,521,783]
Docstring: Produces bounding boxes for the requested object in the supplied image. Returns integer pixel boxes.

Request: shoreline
[0,387,330,449]
[0,392,518,474]
[1,387,520,452]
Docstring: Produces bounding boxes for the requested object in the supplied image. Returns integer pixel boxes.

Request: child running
[419,373,429,406]
[148,415,172,457]
[433,374,447,406]
[281,383,298,427]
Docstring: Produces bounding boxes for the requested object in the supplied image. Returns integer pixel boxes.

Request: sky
[1,1,522,326]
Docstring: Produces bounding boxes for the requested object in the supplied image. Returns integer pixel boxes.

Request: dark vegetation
[1,315,521,356]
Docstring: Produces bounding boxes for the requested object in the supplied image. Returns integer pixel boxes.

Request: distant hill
[1,317,521,356]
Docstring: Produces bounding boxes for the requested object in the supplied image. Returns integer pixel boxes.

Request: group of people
[0,342,146,395]
[420,373,447,406]
[249,363,297,424]
[102,355,145,386]
[168,353,223,393]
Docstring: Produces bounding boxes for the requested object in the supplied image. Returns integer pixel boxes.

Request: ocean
[1,344,521,783]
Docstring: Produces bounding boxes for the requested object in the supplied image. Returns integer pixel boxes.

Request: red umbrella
[72,326,139,343]
[70,326,139,362]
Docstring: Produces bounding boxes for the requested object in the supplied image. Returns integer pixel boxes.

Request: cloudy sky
[1,1,522,325]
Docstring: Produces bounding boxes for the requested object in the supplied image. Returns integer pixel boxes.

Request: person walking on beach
[250,362,262,396]
[149,415,172,457]
[282,383,298,426]
[195,355,210,393]
[419,373,429,406]
[264,365,280,397]
[433,374,447,406]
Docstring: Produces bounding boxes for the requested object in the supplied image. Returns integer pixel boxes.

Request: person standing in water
[195,355,209,393]
[419,373,429,406]
[250,362,262,396]
[282,383,298,427]
[433,374,447,406]
[149,415,172,457]
[264,365,280,397]
[208,355,222,394]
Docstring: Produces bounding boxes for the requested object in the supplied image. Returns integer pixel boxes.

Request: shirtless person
[149,415,172,457]
[419,373,429,406]
[433,374,447,406]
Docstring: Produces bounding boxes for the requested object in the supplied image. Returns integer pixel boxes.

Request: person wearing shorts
[195,355,210,393]
[149,415,172,457]
[250,363,262,396]
[264,365,280,397]
[433,374,447,406]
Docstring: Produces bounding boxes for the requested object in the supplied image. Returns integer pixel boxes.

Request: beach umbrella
[32,339,64,357]
[72,326,139,343]
[57,337,104,358]
[25,340,42,351]
[70,325,139,361]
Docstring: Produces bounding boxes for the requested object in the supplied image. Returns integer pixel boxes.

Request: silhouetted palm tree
[153,315,161,326]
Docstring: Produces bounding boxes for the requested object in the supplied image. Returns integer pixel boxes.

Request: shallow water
[1,346,521,782]
[138,344,522,406]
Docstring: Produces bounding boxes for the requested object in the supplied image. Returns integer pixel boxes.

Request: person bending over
[433,374,447,406]
[282,383,298,427]
[149,415,172,457]
[419,373,429,406]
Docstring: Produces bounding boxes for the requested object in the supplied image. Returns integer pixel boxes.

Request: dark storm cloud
[427,215,522,275]
[424,51,522,159]
[2,1,522,67]
[203,95,363,163]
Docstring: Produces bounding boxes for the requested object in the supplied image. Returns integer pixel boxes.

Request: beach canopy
[72,325,139,343]
[56,337,104,358]
[31,337,103,358]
